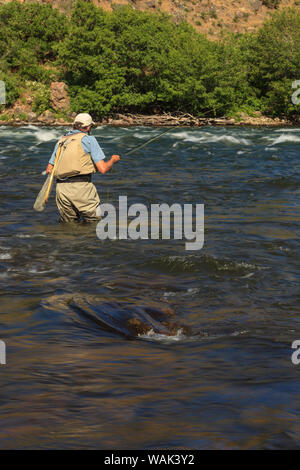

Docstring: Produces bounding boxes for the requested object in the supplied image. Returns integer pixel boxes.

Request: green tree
[245,8,300,116]
[0,1,68,82]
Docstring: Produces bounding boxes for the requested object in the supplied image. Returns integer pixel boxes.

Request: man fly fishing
[45,113,120,222]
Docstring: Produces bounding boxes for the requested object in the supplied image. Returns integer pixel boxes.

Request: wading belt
[56,174,92,183]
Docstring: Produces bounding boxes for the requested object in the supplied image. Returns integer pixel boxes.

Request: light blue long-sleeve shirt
[49,130,106,165]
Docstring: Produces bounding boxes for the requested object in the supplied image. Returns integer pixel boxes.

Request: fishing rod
[125,126,175,156]
[122,100,234,156]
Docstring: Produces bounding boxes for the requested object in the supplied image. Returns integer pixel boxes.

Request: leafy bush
[245,8,300,116]
[0,0,68,81]
[0,72,21,107]
[27,81,51,115]
[0,114,10,121]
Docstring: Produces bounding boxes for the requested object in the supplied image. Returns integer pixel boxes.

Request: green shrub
[18,112,28,121]
[0,114,10,121]
[27,81,51,115]
[245,8,300,116]
[0,1,68,81]
[0,72,21,106]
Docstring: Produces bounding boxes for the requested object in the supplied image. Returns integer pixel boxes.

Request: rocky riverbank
[102,112,292,127]
[0,111,293,128]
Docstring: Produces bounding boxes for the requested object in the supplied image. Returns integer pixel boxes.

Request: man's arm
[96,155,120,174]
[83,135,120,173]
[46,141,58,173]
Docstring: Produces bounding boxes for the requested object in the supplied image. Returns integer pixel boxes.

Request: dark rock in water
[69,297,188,338]
[127,318,151,336]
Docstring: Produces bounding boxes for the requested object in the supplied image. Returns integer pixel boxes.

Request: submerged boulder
[69,296,189,338]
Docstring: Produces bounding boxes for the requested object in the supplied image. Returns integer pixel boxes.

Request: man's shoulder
[57,130,78,140]
[83,135,99,145]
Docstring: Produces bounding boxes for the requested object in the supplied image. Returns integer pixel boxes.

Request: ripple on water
[0,125,299,450]
[147,254,265,277]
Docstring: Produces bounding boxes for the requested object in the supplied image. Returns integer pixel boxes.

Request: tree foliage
[1,0,300,119]
[0,0,67,82]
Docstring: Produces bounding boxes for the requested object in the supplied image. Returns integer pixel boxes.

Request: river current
[0,125,299,449]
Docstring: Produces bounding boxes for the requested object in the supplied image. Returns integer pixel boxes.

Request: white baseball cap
[74,113,96,127]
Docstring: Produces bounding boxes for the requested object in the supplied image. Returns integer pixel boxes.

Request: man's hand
[111,154,120,163]
[46,163,54,174]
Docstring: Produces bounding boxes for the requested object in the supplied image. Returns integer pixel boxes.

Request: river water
[0,125,299,449]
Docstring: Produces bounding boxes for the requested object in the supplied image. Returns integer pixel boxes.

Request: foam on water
[266,133,300,145]
[16,233,47,239]
[0,253,12,260]
[138,328,186,343]
[33,128,61,143]
[139,328,248,344]
[163,291,177,298]
[274,128,300,132]
[0,125,61,143]
[171,130,251,146]
[28,267,54,274]
[240,272,255,279]
[133,130,158,140]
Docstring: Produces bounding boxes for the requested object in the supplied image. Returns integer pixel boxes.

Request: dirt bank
[0,112,294,127]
